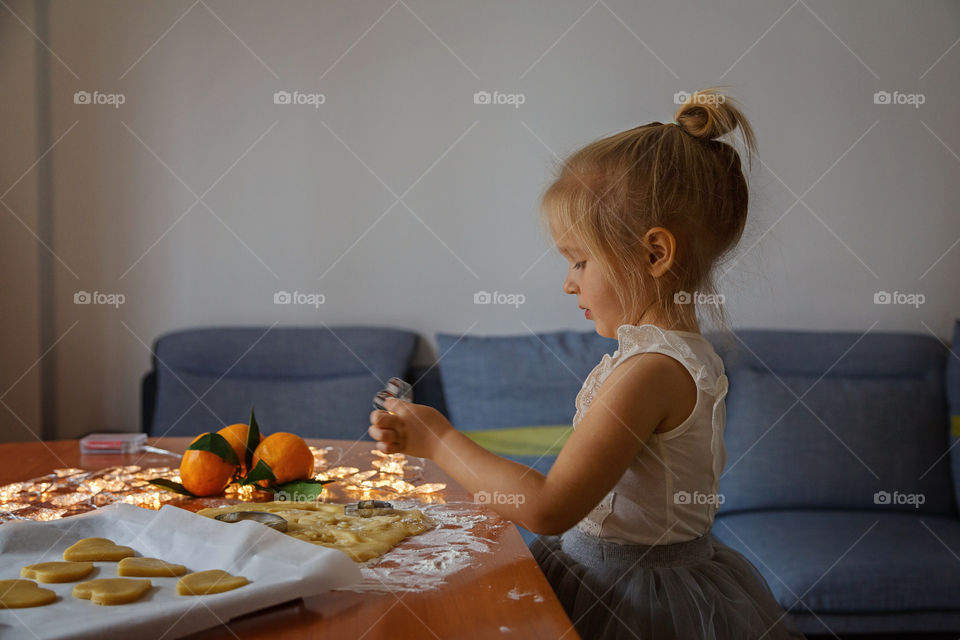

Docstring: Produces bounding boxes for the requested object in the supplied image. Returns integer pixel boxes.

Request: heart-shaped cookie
[0,579,57,608]
[73,578,152,605]
[21,561,94,583]
[177,569,248,595]
[118,557,187,577]
[63,537,135,562]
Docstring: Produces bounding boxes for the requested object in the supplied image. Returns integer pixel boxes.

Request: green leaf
[238,459,276,485]
[148,478,196,497]
[188,432,239,466]
[245,406,261,470]
[268,479,332,502]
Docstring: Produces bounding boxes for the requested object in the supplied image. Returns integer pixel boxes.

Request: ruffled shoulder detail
[573,324,726,426]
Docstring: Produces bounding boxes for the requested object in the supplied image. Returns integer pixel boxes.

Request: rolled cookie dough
[197,501,432,562]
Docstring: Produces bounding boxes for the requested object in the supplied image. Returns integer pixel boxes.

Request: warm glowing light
[413,483,446,494]
[0,446,448,524]
[326,466,360,478]
[346,470,377,482]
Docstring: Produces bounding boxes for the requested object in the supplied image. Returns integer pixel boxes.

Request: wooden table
[0,438,580,640]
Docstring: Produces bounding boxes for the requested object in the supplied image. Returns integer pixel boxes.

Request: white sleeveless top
[574,323,729,545]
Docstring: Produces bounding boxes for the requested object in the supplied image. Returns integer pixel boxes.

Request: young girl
[368,87,805,640]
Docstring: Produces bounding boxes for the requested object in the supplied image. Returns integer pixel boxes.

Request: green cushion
[461,425,573,457]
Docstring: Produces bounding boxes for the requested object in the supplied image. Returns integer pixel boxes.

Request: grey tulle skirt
[529,525,807,640]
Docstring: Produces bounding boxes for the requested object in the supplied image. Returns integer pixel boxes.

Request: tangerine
[251,433,314,485]
[179,433,238,496]
[216,423,262,472]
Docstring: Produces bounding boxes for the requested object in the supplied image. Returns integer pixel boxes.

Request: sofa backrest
[148,326,418,439]
[946,320,960,514]
[435,330,616,430]
[715,328,955,516]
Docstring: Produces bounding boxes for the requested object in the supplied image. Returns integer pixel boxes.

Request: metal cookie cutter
[373,377,413,412]
[213,511,289,532]
[344,500,398,517]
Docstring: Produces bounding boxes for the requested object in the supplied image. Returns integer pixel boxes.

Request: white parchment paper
[0,503,363,639]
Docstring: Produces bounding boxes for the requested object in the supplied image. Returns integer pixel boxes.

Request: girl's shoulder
[573,323,728,429]
[603,324,725,397]
[615,322,706,352]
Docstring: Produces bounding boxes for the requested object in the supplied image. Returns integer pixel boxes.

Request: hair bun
[674,87,745,140]
[672,87,757,166]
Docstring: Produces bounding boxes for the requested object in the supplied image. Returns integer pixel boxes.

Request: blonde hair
[540,86,757,334]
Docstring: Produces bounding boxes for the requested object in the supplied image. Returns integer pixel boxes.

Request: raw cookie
[0,579,57,608]
[21,561,94,583]
[73,578,152,605]
[197,501,432,562]
[63,537,135,562]
[118,557,187,577]
[177,570,248,595]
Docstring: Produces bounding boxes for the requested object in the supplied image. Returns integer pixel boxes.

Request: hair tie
[670,120,680,126]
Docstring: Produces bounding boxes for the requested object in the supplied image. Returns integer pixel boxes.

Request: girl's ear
[643,227,677,278]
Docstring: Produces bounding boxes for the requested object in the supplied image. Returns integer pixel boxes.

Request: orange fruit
[217,423,263,472]
[179,433,238,496]
[251,433,314,485]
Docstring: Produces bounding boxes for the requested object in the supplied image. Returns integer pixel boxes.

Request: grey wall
[2,0,958,441]
[2,0,43,442]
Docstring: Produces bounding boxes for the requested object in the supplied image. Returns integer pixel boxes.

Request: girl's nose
[563,275,578,295]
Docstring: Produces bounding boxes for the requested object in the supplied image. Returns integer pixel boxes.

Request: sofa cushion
[461,424,571,478]
[462,425,573,458]
[407,364,449,416]
[947,320,960,513]
[713,509,960,614]
[715,329,954,516]
[154,371,384,440]
[151,326,418,439]
[436,330,615,430]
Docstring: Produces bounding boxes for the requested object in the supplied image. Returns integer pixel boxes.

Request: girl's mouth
[584,309,591,319]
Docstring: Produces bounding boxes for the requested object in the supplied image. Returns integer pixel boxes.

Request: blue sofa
[709,326,960,636]
[143,322,960,636]
[144,326,419,439]
[432,323,960,637]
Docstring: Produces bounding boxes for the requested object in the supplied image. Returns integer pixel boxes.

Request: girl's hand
[368,397,454,459]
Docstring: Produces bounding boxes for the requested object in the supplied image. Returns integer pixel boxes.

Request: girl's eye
[573,261,585,270]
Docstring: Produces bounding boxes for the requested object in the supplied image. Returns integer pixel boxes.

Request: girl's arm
[370,351,695,535]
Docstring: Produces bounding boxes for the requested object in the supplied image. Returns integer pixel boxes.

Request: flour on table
[334,501,507,593]
[506,587,544,602]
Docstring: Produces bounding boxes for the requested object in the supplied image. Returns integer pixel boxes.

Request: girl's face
[552,229,625,339]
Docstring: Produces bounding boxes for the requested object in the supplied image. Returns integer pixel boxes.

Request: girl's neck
[630,307,701,335]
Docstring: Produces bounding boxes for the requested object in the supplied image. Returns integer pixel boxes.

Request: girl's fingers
[377,439,404,454]
[370,409,399,427]
[372,430,405,454]
[368,425,398,443]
